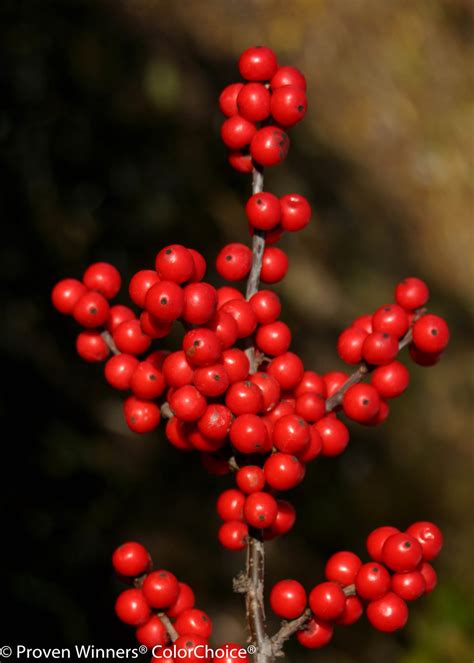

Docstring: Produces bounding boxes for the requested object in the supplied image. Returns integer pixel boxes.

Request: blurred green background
[1,0,473,661]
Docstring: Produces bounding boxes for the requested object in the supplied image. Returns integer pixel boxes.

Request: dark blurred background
[1,0,473,661]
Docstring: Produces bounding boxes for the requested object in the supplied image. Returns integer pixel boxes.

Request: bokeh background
[1,0,473,661]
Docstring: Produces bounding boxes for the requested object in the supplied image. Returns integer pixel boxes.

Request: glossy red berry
[265,398,295,424]
[183,328,221,367]
[115,588,150,626]
[273,414,310,454]
[418,562,437,593]
[412,314,450,354]
[106,305,136,333]
[315,416,350,456]
[295,427,323,462]
[271,65,307,91]
[355,562,391,600]
[250,126,290,167]
[236,83,271,122]
[155,245,194,284]
[238,46,278,81]
[392,571,425,601]
[182,283,217,325]
[342,383,381,423]
[52,278,87,314]
[140,311,173,339]
[76,331,110,362]
[73,291,110,328]
[267,352,304,390]
[244,492,278,529]
[226,381,263,415]
[216,243,252,281]
[222,348,250,383]
[371,361,410,399]
[130,361,166,399]
[207,310,239,349]
[219,83,244,117]
[113,319,152,355]
[218,520,248,551]
[256,321,291,356]
[221,116,257,150]
[129,270,160,308]
[265,499,296,538]
[213,643,249,663]
[296,617,333,649]
[270,580,307,619]
[325,551,362,586]
[395,277,429,310]
[112,542,150,577]
[124,397,161,433]
[405,521,443,561]
[217,489,245,522]
[270,85,307,126]
[135,615,168,648]
[366,592,408,632]
[366,526,400,561]
[146,281,184,322]
[245,192,281,231]
[142,570,180,609]
[362,331,399,365]
[175,608,213,639]
[249,372,281,411]
[166,582,196,619]
[324,370,349,397]
[249,290,281,324]
[198,404,233,440]
[173,635,210,663]
[236,466,266,494]
[230,414,270,454]
[295,392,326,423]
[279,194,311,232]
[105,354,139,390]
[193,364,229,397]
[169,385,207,422]
[372,304,409,338]
[337,327,368,365]
[220,299,257,338]
[260,246,288,283]
[165,417,193,452]
[188,248,207,282]
[352,313,373,334]
[264,453,305,491]
[309,582,346,621]
[83,262,121,299]
[381,533,423,572]
[228,150,253,173]
[335,596,364,626]
[187,428,224,453]
[295,371,327,398]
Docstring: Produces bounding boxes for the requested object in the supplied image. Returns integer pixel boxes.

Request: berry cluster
[269,521,442,649]
[220,46,307,172]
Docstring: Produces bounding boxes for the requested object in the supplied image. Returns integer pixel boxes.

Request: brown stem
[271,609,312,654]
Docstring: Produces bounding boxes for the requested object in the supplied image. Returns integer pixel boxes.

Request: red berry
[219,83,244,117]
[129,270,160,308]
[395,277,429,310]
[165,417,193,452]
[187,428,225,453]
[115,588,150,626]
[112,541,150,577]
[362,332,399,365]
[220,299,257,338]
[73,291,110,328]
[412,314,449,354]
[250,223,284,245]
[52,278,87,314]
[295,427,323,462]
[213,643,249,663]
[175,608,212,639]
[392,571,425,601]
[246,192,281,231]
[136,615,168,648]
[236,465,266,494]
[381,533,423,572]
[295,392,326,423]
[146,349,170,369]
[226,380,263,415]
[124,397,161,433]
[83,262,121,299]
[230,414,270,454]
[166,582,196,619]
[222,348,250,383]
[244,491,278,529]
[273,414,310,454]
[264,453,305,491]
[270,85,307,127]
[355,562,391,600]
[409,344,443,366]
[270,580,307,619]
[207,310,239,349]
[146,281,184,322]
[256,321,291,356]
[107,305,136,333]
[193,364,229,397]
[140,311,173,339]
[143,570,180,609]
[237,83,271,122]
[265,499,296,538]
[309,582,345,621]
[295,371,327,398]
[188,249,207,282]
[76,331,110,362]
[260,247,288,283]
[113,319,151,355]
[271,66,307,91]
[279,194,311,232]
[418,562,437,593]
[169,385,207,422]
[238,46,278,81]
[221,116,257,150]
[130,361,166,399]
[228,150,253,173]
[352,313,373,334]
[249,372,281,411]
[366,592,408,632]
[267,352,304,390]
[216,243,252,281]
[162,351,194,388]
[325,551,362,586]
[342,383,381,423]
[105,354,139,390]
[405,521,443,561]
[335,596,364,626]
[265,398,296,424]
[218,520,248,551]
[296,617,333,649]
[315,416,350,456]
[249,290,281,324]
[182,283,217,325]
[183,328,221,367]
[173,635,210,663]
[198,404,233,440]
[366,526,400,561]
[337,327,368,365]
[250,126,290,167]
[372,304,409,338]
[216,286,244,308]
[371,361,410,399]
[324,370,349,397]
[156,244,194,284]
[217,489,245,522]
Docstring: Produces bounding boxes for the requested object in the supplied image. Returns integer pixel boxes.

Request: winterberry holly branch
[52,45,450,662]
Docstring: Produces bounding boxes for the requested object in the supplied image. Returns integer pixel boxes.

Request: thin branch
[101,330,120,355]
[271,609,312,655]
[158,613,178,641]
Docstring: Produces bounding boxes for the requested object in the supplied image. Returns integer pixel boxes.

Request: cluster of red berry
[220,46,307,172]
[269,521,442,649]
[113,542,245,662]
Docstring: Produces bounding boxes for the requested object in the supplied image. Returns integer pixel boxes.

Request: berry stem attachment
[271,609,312,654]
[158,612,178,641]
[101,330,120,355]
